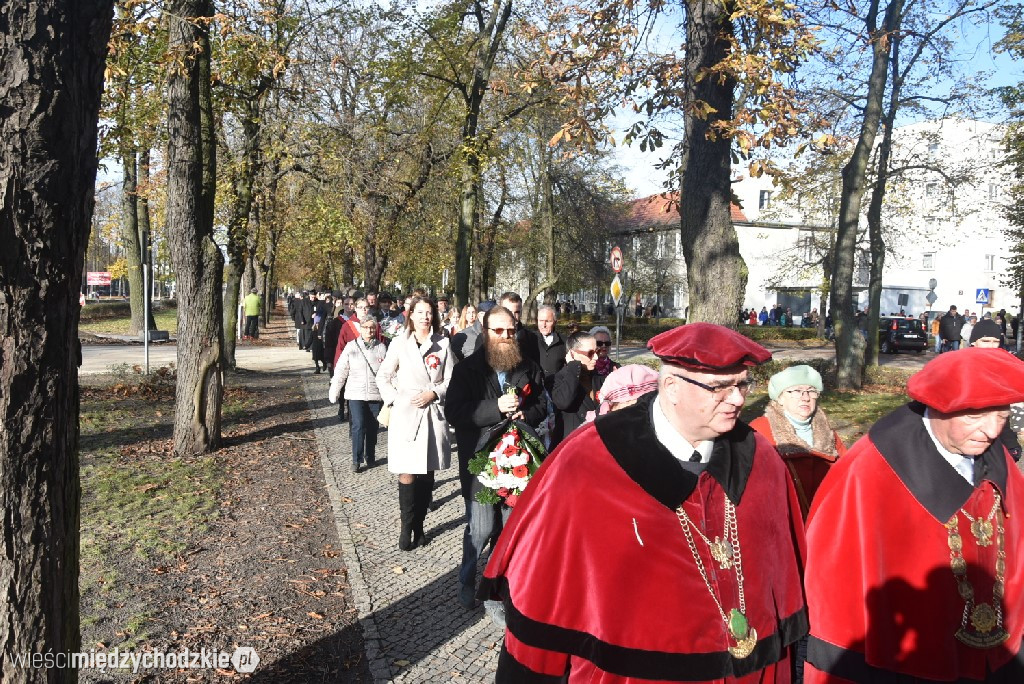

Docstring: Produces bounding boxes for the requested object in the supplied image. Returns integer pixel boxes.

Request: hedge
[557,320,822,344]
[80,299,176,321]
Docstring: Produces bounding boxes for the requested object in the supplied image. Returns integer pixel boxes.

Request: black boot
[398,482,416,551]
[412,473,434,548]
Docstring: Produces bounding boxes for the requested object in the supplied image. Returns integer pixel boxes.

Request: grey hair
[360,313,378,326]
[589,325,611,338]
[538,305,556,318]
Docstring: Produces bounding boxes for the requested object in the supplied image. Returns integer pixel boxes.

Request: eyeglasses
[489,327,516,338]
[784,388,819,399]
[670,374,754,400]
[574,348,598,358]
[595,340,611,348]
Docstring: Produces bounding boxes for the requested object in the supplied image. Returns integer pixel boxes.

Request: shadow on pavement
[249,567,498,683]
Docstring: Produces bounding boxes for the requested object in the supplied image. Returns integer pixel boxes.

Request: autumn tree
[541,0,821,327]
[165,0,224,455]
[997,4,1024,331]
[0,0,113,679]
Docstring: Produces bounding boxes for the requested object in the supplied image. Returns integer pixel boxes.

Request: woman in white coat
[376,295,453,551]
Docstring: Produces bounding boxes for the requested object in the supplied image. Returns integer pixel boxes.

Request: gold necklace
[946,492,1009,648]
[676,498,757,659]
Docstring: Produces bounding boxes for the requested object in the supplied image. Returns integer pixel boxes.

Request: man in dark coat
[805,348,1024,683]
[939,304,966,352]
[446,305,546,612]
[522,305,566,391]
[548,331,598,450]
[481,323,807,682]
[297,291,315,350]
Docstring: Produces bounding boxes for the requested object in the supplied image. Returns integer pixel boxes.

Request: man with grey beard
[446,305,547,612]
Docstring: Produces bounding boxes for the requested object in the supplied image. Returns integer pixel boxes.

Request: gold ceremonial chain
[676,499,757,659]
[946,492,1009,648]
[959,495,1001,547]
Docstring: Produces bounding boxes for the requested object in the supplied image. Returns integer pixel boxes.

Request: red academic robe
[480,393,808,683]
[804,402,1024,683]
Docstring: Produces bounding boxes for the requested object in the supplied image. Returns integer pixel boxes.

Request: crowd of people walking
[290,286,1024,683]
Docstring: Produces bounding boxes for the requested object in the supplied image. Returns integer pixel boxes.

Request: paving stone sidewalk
[302,376,503,683]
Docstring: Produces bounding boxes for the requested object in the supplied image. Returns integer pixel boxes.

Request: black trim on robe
[870,402,1008,523]
[593,392,756,508]
[807,636,1024,684]
[496,575,808,681]
[496,642,568,683]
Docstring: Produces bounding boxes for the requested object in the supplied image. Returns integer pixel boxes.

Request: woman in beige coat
[376,296,453,550]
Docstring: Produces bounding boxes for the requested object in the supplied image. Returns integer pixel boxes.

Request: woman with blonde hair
[376,296,453,550]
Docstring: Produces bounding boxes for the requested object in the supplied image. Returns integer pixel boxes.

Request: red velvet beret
[907,347,1024,412]
[647,323,772,371]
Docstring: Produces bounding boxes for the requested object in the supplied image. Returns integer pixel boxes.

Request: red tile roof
[614,192,748,233]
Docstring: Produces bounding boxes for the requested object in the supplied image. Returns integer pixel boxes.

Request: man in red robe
[805,347,1024,682]
[481,323,808,682]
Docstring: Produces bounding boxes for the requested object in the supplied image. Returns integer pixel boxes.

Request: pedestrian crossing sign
[976,288,990,304]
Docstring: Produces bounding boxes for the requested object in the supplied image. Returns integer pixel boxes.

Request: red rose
[497,487,509,497]
[491,464,499,476]
[505,493,519,507]
[512,464,529,478]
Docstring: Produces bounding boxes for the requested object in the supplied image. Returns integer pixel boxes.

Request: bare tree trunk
[525,136,558,314]
[137,148,157,327]
[166,0,223,456]
[454,0,513,309]
[0,1,112,680]
[831,0,901,389]
[678,0,747,327]
[121,146,148,335]
[222,112,259,368]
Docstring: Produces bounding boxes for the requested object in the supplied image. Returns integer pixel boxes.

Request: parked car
[879,317,928,353]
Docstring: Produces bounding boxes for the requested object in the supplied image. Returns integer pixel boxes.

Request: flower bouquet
[468,418,546,508]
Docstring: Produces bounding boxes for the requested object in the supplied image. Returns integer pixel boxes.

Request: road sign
[976,288,990,305]
[610,274,623,306]
[928,278,937,290]
[610,246,623,273]
[925,291,938,305]
[87,271,112,286]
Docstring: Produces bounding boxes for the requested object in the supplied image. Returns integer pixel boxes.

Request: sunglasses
[595,340,611,347]
[489,327,516,338]
[575,349,598,359]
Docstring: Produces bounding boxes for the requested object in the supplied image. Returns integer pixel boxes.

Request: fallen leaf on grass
[307,611,325,620]
[393,567,404,574]
[394,659,410,667]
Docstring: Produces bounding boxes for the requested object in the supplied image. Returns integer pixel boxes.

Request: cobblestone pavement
[302,375,503,683]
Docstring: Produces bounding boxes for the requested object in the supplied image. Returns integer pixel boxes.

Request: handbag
[377,402,392,428]
[355,339,391,427]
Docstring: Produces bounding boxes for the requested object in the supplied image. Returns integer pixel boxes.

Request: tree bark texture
[830,0,900,389]
[166,0,224,456]
[678,0,747,327]
[222,111,260,368]
[0,1,113,681]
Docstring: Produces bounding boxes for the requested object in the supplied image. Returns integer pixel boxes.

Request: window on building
[759,190,772,210]
[989,183,999,200]
[925,182,938,198]
[922,252,934,270]
[985,254,995,272]
[928,142,939,155]
[797,231,816,262]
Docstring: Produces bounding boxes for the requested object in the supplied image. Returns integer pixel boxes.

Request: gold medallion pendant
[955,604,1009,648]
[727,609,758,659]
[710,538,734,569]
[970,519,994,547]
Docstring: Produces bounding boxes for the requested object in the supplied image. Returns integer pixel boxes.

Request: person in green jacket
[243,291,262,339]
